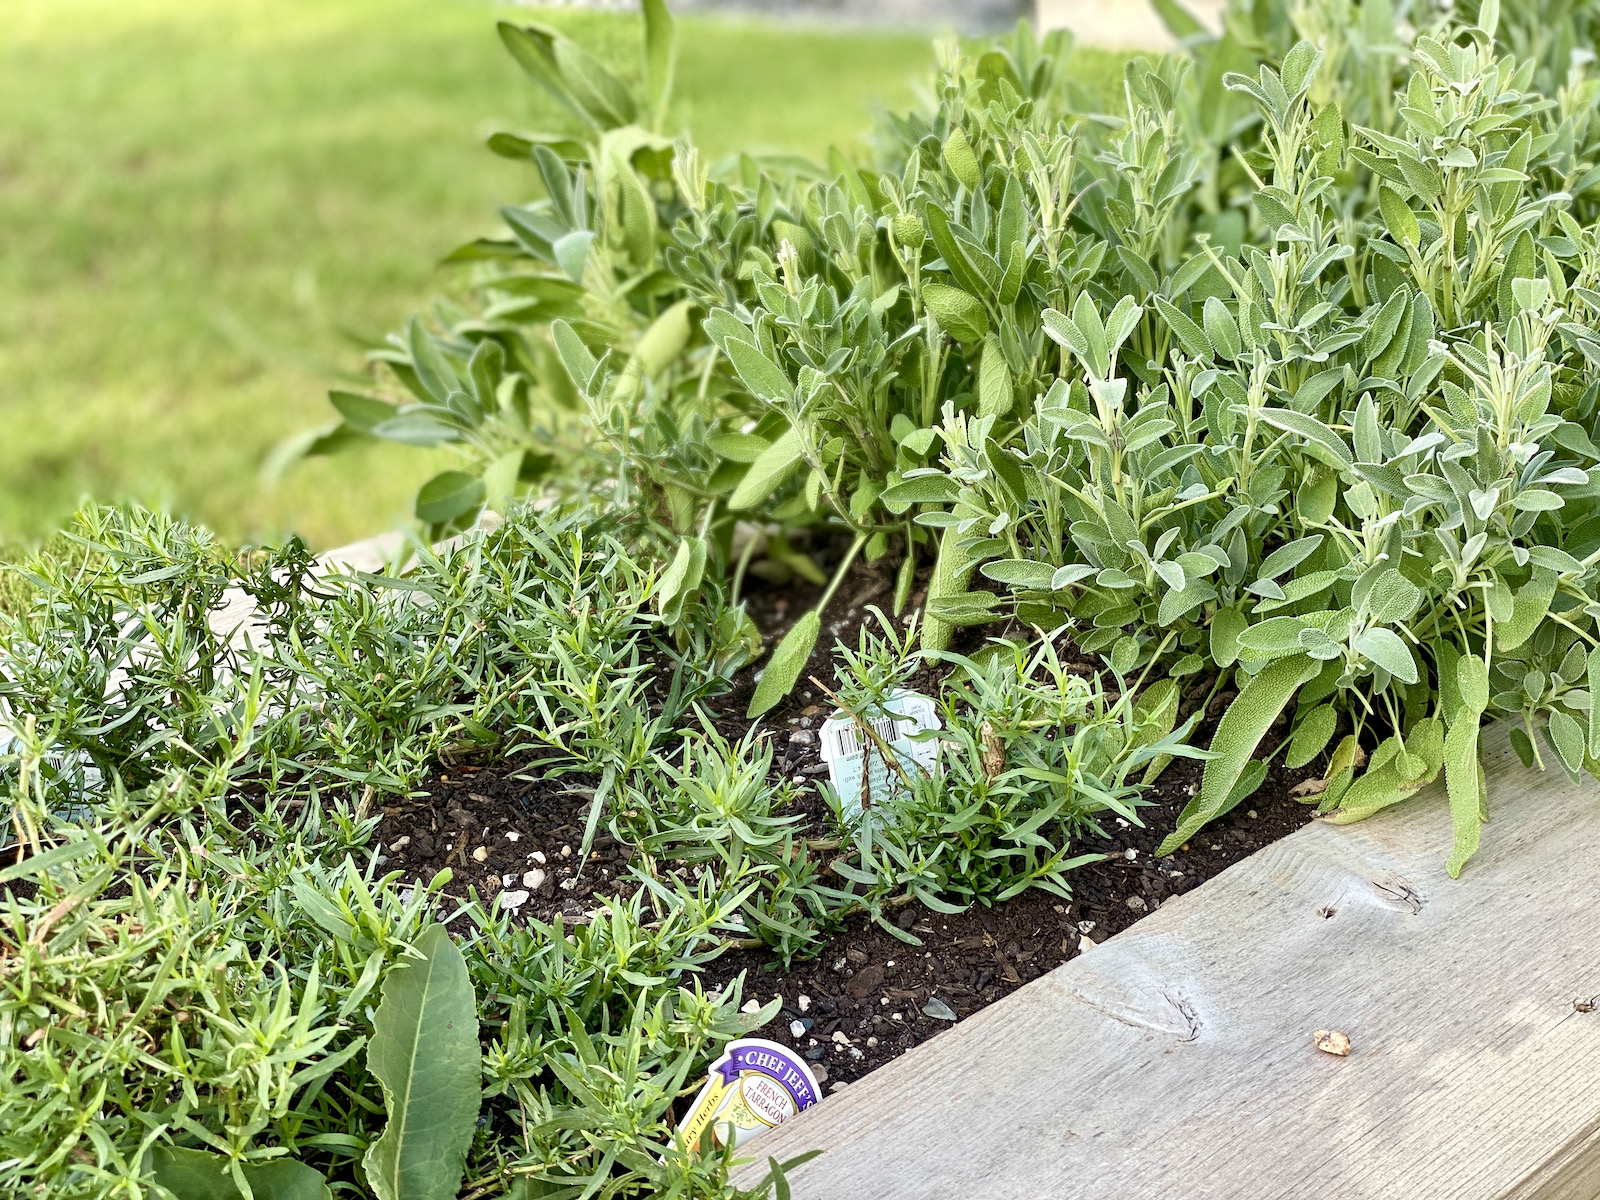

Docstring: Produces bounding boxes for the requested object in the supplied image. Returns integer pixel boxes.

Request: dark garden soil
[373,536,1325,1093]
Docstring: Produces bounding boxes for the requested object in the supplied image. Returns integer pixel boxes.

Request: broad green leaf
[407,320,456,404]
[978,334,1013,418]
[708,432,771,463]
[633,299,694,378]
[1238,616,1313,658]
[941,127,981,190]
[330,391,397,432]
[1153,295,1210,359]
[552,38,636,128]
[1495,567,1555,651]
[1354,627,1418,683]
[923,525,982,653]
[363,924,481,1200]
[641,0,677,122]
[1257,408,1353,472]
[551,319,599,392]
[1257,534,1323,581]
[1210,607,1248,668]
[748,611,820,717]
[1158,654,1320,855]
[657,536,706,618]
[152,1148,332,1200]
[1332,718,1443,822]
[1458,654,1490,715]
[482,450,525,512]
[730,428,805,509]
[881,475,961,506]
[1548,710,1586,775]
[415,472,485,526]
[725,337,792,403]
[1378,186,1419,247]
[980,559,1056,589]
[1444,716,1482,878]
[923,283,989,343]
[1202,297,1241,360]
[1588,647,1600,757]
[1286,704,1337,768]
[552,230,596,282]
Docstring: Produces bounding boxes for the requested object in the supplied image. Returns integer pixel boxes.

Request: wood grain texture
[735,726,1600,1199]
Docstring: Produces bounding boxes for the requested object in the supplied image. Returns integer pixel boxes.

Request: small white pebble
[1053,905,1066,914]
[501,873,516,887]
[1124,847,1138,860]
[1079,935,1098,950]
[498,890,530,910]
[523,869,547,890]
[809,1037,818,1046]
[741,999,761,1014]
[890,1012,903,1022]
[866,1036,878,1047]
[831,1031,850,1045]
[559,878,577,890]
[1247,809,1258,819]
[880,996,891,1005]
[798,994,811,1013]
[388,836,410,851]
[1077,920,1097,934]
[1127,895,1148,912]
[532,850,547,864]
[832,1080,849,1091]
[790,1020,807,1038]
[1114,817,1130,828]
[505,831,520,842]
[886,960,895,968]
[849,1046,864,1060]
[471,846,488,862]
[560,845,572,858]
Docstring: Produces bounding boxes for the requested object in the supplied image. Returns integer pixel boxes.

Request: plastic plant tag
[677,1038,820,1152]
[818,688,940,818]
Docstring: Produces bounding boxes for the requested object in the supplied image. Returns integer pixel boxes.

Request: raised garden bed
[370,553,1322,1089]
[11,0,1600,1197]
[734,726,1600,1199]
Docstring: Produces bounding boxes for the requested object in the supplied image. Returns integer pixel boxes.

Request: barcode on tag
[821,714,907,762]
[816,690,941,818]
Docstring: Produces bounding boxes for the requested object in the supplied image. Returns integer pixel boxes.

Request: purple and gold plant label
[677,1038,821,1152]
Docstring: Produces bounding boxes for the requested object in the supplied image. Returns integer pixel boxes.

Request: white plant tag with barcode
[818,689,941,818]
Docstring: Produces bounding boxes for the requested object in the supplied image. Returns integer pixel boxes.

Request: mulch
[372,536,1325,1091]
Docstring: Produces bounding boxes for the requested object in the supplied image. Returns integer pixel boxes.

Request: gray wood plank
[734,726,1600,1199]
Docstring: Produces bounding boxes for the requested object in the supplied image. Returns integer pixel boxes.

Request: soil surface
[372,541,1323,1091]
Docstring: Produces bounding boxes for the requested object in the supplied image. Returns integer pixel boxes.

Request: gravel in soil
[372,538,1324,1090]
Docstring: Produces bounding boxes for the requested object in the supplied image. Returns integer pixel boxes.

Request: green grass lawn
[0,0,945,549]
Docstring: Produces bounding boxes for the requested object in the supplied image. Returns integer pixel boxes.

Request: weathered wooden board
[735,726,1600,1199]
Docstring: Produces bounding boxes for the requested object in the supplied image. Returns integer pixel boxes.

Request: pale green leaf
[152,1148,332,1200]
[1157,655,1320,855]
[729,428,804,509]
[748,611,820,717]
[364,924,481,1200]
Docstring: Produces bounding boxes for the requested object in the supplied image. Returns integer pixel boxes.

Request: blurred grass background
[0,0,1122,550]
